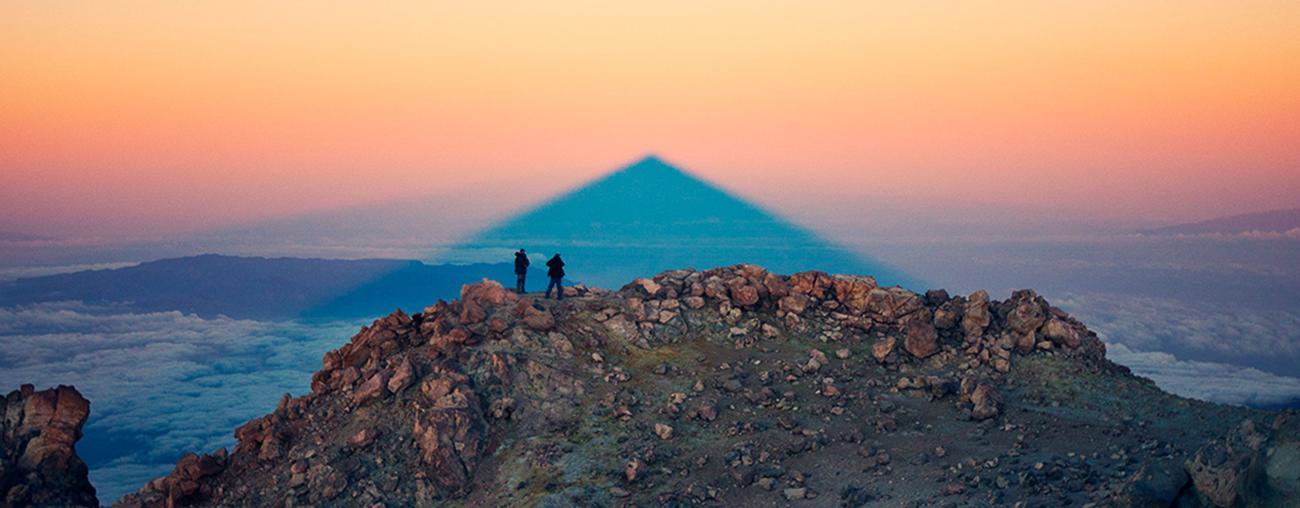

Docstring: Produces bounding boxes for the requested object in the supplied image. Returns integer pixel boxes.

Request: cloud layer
[0,302,361,503]
[1105,342,1300,406]
[1053,292,1300,406]
[1056,292,1300,378]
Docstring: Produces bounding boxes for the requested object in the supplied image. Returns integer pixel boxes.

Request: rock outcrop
[99,266,1284,507]
[1,384,98,507]
[1182,416,1300,506]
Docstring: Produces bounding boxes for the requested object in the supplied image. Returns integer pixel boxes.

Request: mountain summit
[77,264,1294,507]
[446,156,917,289]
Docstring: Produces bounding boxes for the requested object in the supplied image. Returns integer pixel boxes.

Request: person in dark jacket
[513,249,530,294]
[545,254,566,299]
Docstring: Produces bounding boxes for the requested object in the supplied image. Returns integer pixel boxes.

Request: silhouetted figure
[545,254,566,299]
[514,249,530,294]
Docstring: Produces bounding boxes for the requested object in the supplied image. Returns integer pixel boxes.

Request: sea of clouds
[2,293,1299,502]
[0,302,362,502]
[1055,292,1300,407]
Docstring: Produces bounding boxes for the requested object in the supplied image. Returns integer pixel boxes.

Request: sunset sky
[3,1,1298,237]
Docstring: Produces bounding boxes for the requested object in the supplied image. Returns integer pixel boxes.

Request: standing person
[545,253,566,300]
[513,249,530,294]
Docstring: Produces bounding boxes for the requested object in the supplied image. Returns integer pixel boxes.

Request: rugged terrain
[5,265,1298,506]
[1,384,98,507]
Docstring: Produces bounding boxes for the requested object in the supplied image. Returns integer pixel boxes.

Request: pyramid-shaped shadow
[440,156,921,290]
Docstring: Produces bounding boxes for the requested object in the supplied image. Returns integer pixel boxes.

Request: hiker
[545,253,566,299]
[513,249,530,293]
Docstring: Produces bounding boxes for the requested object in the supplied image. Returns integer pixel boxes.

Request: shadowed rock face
[86,265,1291,507]
[1,384,98,507]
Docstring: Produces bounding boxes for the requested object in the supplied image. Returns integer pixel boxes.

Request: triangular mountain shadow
[439,156,921,290]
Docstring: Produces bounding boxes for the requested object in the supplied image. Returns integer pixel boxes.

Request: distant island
[1142,208,1300,236]
[0,254,512,320]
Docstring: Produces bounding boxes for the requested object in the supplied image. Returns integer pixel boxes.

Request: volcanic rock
[96,264,1280,508]
[0,385,98,507]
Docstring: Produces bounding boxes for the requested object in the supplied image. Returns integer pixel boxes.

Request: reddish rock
[788,271,832,299]
[968,382,1001,420]
[933,299,963,330]
[1042,318,1083,349]
[460,299,487,324]
[412,383,487,497]
[691,402,719,422]
[629,277,663,297]
[872,336,897,362]
[762,273,791,299]
[387,357,416,394]
[961,290,992,339]
[1,385,97,507]
[349,428,379,448]
[863,287,923,323]
[460,279,516,307]
[521,303,556,331]
[832,274,878,314]
[903,311,940,359]
[1005,290,1047,335]
[354,372,390,405]
[778,295,810,315]
[727,280,760,307]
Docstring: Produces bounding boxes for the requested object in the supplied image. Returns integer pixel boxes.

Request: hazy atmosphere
[2,2,1298,505]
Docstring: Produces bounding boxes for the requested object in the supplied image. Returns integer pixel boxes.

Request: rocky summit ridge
[5,265,1298,507]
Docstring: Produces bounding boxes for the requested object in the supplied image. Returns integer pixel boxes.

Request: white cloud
[1055,293,1300,364]
[1048,292,1300,406]
[0,302,361,503]
[1106,342,1300,407]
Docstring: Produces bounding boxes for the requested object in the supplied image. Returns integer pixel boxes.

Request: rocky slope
[35,265,1300,506]
[1,384,98,507]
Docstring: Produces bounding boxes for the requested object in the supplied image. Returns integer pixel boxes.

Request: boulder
[520,302,556,331]
[0,385,98,507]
[1173,415,1300,505]
[629,278,663,297]
[1041,318,1083,349]
[924,289,950,306]
[1111,460,1190,507]
[1004,290,1047,335]
[933,299,963,330]
[903,311,940,359]
[412,379,488,498]
[961,290,992,339]
[964,381,1001,420]
[832,274,878,314]
[863,287,923,323]
[727,279,760,307]
[354,372,389,405]
[349,428,379,449]
[872,336,897,363]
[778,295,811,315]
[387,357,416,394]
[788,271,832,299]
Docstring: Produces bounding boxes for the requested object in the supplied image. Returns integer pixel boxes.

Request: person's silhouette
[513,249,530,294]
[545,254,566,300]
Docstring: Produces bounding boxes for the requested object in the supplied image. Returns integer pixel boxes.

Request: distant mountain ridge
[1143,208,1300,236]
[0,254,512,320]
[0,231,55,242]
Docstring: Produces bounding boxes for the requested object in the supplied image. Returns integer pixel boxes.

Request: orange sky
[2,1,1298,237]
